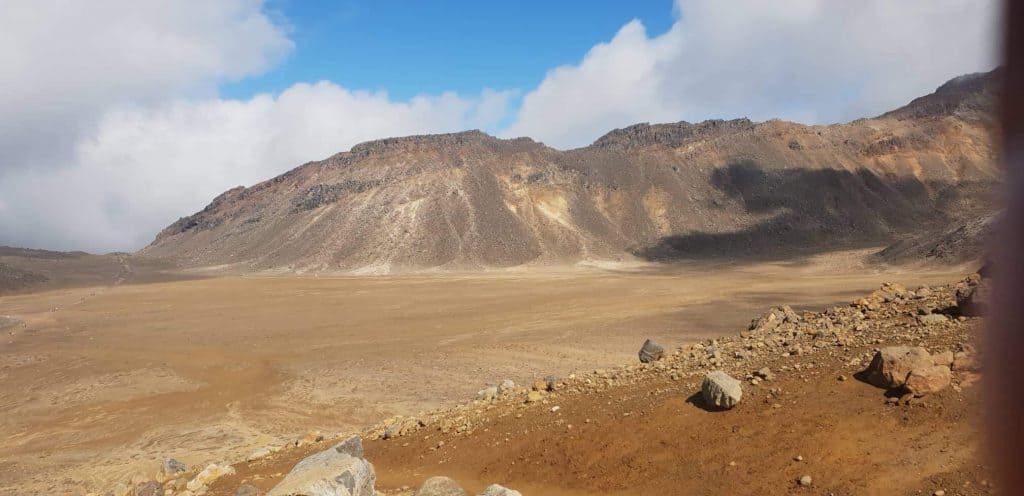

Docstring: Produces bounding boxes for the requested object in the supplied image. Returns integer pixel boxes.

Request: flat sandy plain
[0,250,971,494]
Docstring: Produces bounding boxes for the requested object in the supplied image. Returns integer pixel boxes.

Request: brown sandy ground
[203,277,992,496]
[0,250,974,494]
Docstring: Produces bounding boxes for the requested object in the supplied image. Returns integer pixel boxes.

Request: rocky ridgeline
[93,274,986,496]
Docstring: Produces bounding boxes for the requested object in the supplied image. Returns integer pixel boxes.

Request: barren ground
[0,250,973,494]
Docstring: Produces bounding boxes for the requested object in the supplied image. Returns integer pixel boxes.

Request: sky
[0,0,1002,253]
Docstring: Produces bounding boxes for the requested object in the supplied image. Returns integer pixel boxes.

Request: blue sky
[222,1,675,102]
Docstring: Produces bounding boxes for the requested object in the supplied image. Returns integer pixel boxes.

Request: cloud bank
[0,0,1001,252]
[505,0,1001,148]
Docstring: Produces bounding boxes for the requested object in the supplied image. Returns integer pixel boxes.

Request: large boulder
[638,339,665,363]
[478,484,522,496]
[701,371,742,409]
[267,436,375,496]
[905,365,952,396]
[864,346,934,389]
[415,476,467,496]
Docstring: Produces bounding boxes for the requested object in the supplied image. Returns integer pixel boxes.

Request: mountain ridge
[143,70,1002,272]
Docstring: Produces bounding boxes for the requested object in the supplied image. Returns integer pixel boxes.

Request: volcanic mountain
[143,71,1001,272]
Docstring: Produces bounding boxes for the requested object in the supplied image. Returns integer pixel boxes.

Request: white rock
[478,484,522,496]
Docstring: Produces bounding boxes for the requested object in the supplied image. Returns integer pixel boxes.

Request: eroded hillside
[143,71,1001,272]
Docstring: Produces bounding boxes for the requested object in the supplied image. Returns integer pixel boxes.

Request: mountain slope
[142,71,1001,272]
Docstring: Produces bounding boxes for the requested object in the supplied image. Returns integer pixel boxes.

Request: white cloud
[0,84,513,252]
[0,0,293,171]
[504,0,1001,148]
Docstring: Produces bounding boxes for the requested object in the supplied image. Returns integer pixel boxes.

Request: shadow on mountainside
[636,161,996,263]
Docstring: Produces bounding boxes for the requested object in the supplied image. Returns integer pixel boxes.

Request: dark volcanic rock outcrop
[144,71,1002,272]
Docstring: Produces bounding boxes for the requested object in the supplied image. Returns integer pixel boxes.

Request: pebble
[799,475,812,486]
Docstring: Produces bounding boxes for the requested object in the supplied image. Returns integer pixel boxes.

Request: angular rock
[701,371,742,409]
[234,484,260,496]
[132,481,161,496]
[498,379,515,394]
[477,386,498,402]
[267,436,375,496]
[917,313,948,325]
[478,484,522,496]
[864,346,934,389]
[186,463,235,492]
[414,476,467,496]
[905,365,952,396]
[957,279,990,316]
[161,458,188,478]
[638,339,665,363]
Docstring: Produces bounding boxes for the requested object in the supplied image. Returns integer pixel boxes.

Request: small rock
[498,379,515,394]
[247,447,272,462]
[478,484,522,496]
[526,391,543,403]
[701,371,742,409]
[234,484,260,496]
[161,458,188,479]
[477,386,498,402]
[132,481,161,496]
[917,313,948,325]
[415,476,466,496]
[639,339,665,363]
[799,475,813,486]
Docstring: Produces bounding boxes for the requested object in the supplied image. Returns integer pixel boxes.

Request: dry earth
[204,271,991,496]
[0,249,974,494]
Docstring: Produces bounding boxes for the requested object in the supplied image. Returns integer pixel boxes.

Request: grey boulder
[639,339,665,363]
[701,371,742,409]
[267,435,375,496]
